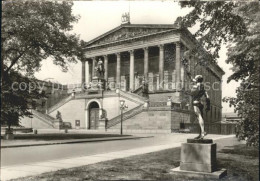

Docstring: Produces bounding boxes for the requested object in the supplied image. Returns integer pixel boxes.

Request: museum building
[21,20,225,133]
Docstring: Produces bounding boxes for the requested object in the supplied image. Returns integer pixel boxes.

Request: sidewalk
[0,135,235,180]
[1,135,152,148]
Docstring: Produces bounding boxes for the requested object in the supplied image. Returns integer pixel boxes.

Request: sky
[34,1,239,113]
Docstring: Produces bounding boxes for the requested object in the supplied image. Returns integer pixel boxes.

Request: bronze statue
[190,75,210,139]
[182,53,210,139]
[95,58,105,78]
[56,111,63,122]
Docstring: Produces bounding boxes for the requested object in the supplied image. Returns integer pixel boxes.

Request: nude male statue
[190,75,210,139]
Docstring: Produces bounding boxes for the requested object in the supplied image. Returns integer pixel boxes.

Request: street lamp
[119,99,128,135]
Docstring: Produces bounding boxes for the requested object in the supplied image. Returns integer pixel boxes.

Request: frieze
[85,33,180,57]
[87,27,177,48]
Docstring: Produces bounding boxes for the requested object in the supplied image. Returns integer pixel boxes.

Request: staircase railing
[119,90,147,104]
[32,110,55,127]
[106,104,144,128]
[132,86,143,96]
[47,94,74,114]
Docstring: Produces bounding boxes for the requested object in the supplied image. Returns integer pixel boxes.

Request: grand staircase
[106,104,144,128]
[106,90,147,129]
[47,94,74,114]
[31,110,55,128]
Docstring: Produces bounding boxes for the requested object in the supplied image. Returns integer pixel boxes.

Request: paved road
[1,134,234,167]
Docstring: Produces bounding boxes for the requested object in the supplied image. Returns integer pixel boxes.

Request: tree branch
[4,47,30,73]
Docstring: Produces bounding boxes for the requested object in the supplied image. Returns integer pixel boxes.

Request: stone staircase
[132,85,143,96]
[106,104,144,128]
[47,94,74,114]
[119,90,147,104]
[32,110,55,128]
[106,89,146,129]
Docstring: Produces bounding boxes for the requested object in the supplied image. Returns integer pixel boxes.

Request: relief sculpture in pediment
[90,28,169,46]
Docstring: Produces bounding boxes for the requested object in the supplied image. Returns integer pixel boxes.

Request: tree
[1,1,85,130]
[180,2,260,146]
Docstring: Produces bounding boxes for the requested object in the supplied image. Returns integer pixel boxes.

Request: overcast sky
[34,1,239,113]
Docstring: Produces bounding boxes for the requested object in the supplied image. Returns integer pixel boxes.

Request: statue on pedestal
[56,111,62,122]
[94,58,105,79]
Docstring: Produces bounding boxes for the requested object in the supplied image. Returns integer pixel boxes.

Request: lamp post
[119,99,128,135]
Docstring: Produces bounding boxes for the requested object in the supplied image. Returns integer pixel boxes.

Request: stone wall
[149,92,181,102]
[171,110,191,131]
[20,116,53,129]
[99,95,140,120]
[111,109,171,132]
[49,99,85,128]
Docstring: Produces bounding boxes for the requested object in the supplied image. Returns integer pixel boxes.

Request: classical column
[92,57,96,77]
[175,42,181,90]
[104,55,108,81]
[86,60,90,84]
[143,47,149,81]
[116,53,121,88]
[129,50,135,91]
[81,60,86,85]
[89,60,92,82]
[159,44,164,86]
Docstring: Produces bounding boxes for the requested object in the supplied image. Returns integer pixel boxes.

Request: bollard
[65,128,68,133]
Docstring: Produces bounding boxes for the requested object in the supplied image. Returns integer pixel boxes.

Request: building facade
[21,23,225,133]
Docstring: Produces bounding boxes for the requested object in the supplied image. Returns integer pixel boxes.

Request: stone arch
[85,99,102,129]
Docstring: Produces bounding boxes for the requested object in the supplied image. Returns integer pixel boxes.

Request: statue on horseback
[95,58,105,79]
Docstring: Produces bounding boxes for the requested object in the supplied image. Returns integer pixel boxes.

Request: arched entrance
[88,101,100,129]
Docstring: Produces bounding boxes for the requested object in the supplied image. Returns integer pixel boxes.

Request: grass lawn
[12,140,259,181]
[1,133,130,141]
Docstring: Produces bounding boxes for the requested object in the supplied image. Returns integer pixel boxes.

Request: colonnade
[82,42,182,91]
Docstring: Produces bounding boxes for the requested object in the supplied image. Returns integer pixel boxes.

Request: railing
[133,85,143,96]
[149,102,168,107]
[106,104,144,128]
[47,94,74,113]
[32,110,55,127]
[119,90,147,104]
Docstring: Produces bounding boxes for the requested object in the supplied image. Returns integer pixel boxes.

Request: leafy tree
[180,2,260,146]
[1,1,85,130]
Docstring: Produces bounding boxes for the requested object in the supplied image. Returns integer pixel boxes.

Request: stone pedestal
[91,77,105,90]
[171,139,227,179]
[180,140,216,173]
[53,120,62,129]
[98,118,107,131]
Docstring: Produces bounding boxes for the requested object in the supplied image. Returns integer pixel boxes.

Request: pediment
[86,24,177,48]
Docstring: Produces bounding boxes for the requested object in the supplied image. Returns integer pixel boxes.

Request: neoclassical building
[21,21,225,133]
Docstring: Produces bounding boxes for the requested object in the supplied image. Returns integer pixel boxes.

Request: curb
[1,136,154,149]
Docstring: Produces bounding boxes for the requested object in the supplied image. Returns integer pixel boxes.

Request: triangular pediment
[86,24,178,48]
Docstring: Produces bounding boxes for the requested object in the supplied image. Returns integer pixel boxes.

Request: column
[86,60,90,84]
[129,50,135,91]
[159,44,164,86]
[116,53,121,88]
[81,60,86,85]
[92,57,96,77]
[89,60,93,82]
[143,47,149,81]
[104,55,108,81]
[175,42,181,90]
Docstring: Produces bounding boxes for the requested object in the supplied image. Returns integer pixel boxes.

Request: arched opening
[88,101,100,129]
